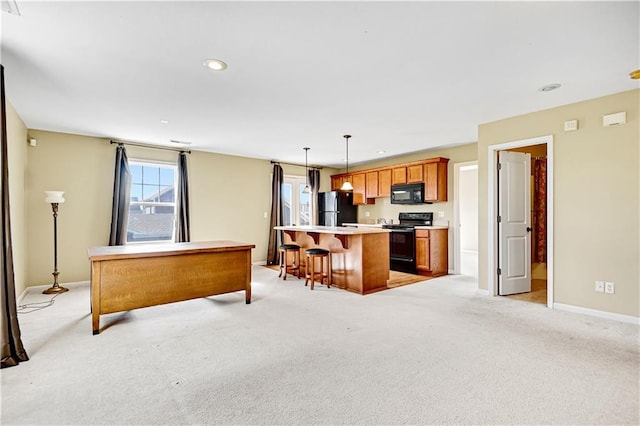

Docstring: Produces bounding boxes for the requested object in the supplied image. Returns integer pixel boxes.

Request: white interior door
[498,151,531,295]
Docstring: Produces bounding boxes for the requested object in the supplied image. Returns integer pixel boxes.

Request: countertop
[274,225,390,235]
[342,223,384,228]
[342,223,449,230]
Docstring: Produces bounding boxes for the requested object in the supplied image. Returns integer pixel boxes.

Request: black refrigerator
[318,191,358,226]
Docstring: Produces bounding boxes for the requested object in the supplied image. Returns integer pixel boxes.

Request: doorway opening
[487,135,554,308]
[502,144,548,304]
[454,161,478,277]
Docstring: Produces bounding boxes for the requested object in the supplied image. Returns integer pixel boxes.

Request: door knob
[526,227,532,232]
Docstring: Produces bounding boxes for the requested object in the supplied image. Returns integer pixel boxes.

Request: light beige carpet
[3,266,638,425]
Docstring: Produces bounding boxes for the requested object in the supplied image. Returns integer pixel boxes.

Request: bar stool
[304,248,332,290]
[279,244,301,280]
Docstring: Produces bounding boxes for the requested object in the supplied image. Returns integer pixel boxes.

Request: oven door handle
[389,229,415,233]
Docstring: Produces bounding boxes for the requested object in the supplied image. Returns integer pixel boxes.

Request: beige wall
[24,130,337,287]
[478,89,639,317]
[6,100,28,297]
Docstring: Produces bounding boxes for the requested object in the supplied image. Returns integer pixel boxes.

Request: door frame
[487,135,554,307]
[453,160,478,275]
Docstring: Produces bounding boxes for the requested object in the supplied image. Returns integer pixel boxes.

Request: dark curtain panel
[175,152,190,243]
[266,164,284,265]
[1,64,29,368]
[108,145,131,246]
[309,168,320,226]
[533,158,547,263]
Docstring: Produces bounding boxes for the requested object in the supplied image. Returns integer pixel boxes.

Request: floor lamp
[43,191,68,294]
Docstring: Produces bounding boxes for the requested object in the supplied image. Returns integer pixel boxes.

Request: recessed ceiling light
[169,139,192,145]
[203,59,227,71]
[377,150,386,155]
[160,120,169,124]
[539,83,561,92]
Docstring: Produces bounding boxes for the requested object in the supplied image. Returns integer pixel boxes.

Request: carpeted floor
[2,266,638,425]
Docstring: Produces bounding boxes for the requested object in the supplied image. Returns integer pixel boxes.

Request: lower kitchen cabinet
[415,228,448,277]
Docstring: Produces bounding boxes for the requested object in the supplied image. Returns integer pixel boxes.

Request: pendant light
[302,147,311,194]
[340,134,354,191]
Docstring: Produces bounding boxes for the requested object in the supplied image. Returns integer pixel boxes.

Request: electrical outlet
[365,211,370,217]
[605,282,615,294]
[595,281,605,293]
[438,211,445,218]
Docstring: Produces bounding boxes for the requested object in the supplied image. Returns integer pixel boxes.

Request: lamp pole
[43,192,68,294]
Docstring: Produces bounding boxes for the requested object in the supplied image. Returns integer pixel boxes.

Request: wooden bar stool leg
[327,254,332,287]
[278,249,284,278]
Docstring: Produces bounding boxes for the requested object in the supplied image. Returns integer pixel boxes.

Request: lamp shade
[340,180,354,191]
[44,191,65,204]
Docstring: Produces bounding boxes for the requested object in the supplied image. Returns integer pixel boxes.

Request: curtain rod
[270,160,323,170]
[110,139,191,154]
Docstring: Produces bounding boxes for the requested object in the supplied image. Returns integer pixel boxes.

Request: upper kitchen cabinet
[331,174,350,191]
[423,157,449,202]
[407,164,423,183]
[378,169,392,197]
[329,156,448,202]
[392,166,407,185]
[352,173,375,205]
[365,171,379,198]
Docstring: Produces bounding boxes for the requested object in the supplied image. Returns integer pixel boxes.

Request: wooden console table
[87,240,254,335]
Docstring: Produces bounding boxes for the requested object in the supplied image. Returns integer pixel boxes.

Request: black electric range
[383,212,433,273]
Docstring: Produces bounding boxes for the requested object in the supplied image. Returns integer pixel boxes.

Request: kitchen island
[274,225,390,294]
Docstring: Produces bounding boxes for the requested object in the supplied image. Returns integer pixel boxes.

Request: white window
[282,175,311,226]
[127,160,178,243]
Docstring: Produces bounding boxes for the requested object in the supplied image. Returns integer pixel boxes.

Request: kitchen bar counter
[275,225,389,235]
[274,226,389,294]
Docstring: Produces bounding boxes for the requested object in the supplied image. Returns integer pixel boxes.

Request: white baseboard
[18,281,90,302]
[252,260,267,266]
[553,303,640,325]
[476,288,490,296]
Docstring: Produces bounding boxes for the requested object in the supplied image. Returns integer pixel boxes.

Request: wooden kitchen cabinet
[392,167,407,185]
[407,164,424,183]
[329,156,448,201]
[378,169,391,197]
[415,230,430,273]
[331,175,343,191]
[424,158,449,202]
[331,174,353,191]
[365,171,379,198]
[352,173,375,205]
[415,228,448,277]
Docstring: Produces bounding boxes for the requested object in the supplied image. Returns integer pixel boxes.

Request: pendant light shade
[302,147,311,194]
[340,134,353,191]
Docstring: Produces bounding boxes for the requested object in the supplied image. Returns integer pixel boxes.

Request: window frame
[282,174,312,227]
[127,158,179,244]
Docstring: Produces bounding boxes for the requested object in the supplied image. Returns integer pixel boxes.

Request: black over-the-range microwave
[390,182,425,204]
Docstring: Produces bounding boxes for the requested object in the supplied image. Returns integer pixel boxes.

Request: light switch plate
[595,281,604,292]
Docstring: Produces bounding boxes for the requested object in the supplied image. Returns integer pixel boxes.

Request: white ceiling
[2,1,638,168]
